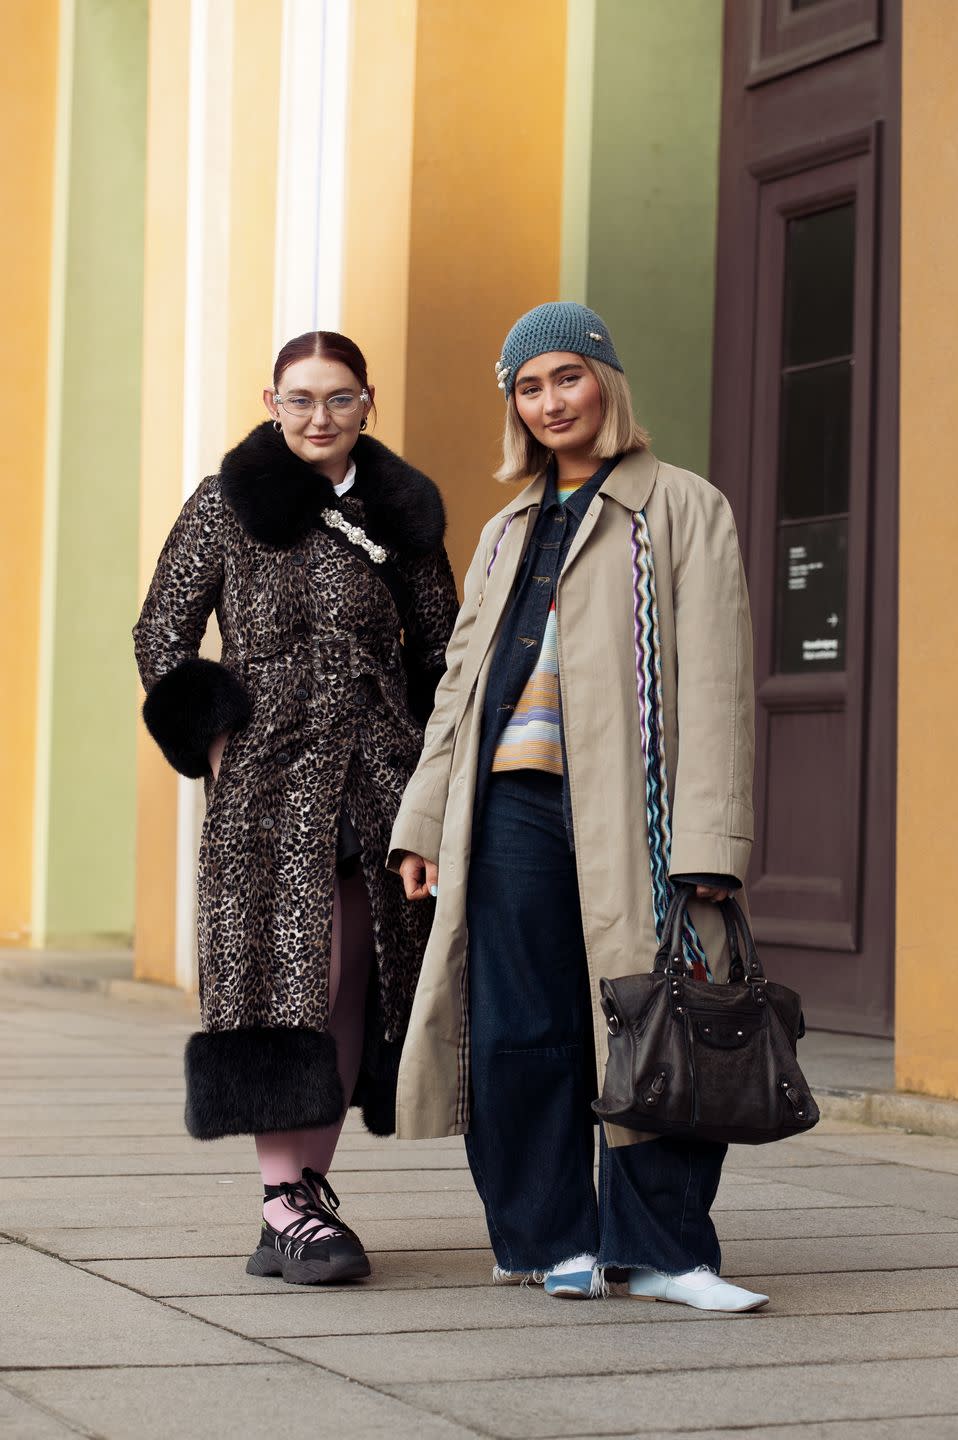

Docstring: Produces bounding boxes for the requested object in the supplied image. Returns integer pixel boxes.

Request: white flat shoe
[544,1253,601,1299]
[628,1266,769,1313]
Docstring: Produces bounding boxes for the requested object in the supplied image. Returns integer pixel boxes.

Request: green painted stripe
[586,0,723,478]
[44,0,147,943]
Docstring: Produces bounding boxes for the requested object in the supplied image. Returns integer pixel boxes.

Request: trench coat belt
[308,633,396,680]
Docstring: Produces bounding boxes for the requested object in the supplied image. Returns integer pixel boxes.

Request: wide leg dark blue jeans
[464,771,726,1276]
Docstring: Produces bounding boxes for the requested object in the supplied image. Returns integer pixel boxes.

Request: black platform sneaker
[246,1168,370,1286]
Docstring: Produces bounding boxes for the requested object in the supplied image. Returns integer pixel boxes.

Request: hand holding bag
[592,885,819,1144]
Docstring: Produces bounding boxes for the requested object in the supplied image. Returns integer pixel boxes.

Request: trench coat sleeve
[387,531,489,868]
[667,481,754,886]
[397,545,461,725]
[133,476,251,779]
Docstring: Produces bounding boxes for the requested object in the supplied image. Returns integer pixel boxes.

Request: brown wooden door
[711,0,900,1035]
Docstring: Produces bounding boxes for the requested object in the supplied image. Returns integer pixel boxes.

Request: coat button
[294,686,308,701]
[261,816,275,830]
[291,552,305,566]
[276,750,291,765]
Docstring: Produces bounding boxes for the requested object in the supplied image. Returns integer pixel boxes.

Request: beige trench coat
[387,448,754,1144]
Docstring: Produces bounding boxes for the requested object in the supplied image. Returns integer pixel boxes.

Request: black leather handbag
[592,885,819,1144]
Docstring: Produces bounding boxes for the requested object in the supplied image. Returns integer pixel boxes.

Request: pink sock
[256,868,374,1235]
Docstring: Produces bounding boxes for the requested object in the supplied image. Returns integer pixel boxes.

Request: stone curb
[0,959,198,1011]
[818,1086,958,1140]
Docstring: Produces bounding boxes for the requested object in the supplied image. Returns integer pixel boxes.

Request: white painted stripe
[31,0,77,948]
[560,0,596,304]
[176,0,236,991]
[272,0,351,349]
[316,0,351,329]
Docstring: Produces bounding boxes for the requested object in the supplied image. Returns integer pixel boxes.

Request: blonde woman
[391,303,766,1312]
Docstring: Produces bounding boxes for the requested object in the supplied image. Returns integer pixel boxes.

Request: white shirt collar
[333,459,357,497]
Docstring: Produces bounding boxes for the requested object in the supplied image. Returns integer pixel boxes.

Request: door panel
[749,146,875,961]
[711,2,899,1036]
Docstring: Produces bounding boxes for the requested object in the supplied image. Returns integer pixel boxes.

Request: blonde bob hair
[495,356,650,485]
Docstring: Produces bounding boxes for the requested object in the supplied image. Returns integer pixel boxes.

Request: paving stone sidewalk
[1,978,957,1439]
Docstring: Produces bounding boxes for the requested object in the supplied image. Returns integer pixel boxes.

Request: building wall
[15,0,957,1111]
[896,0,958,1099]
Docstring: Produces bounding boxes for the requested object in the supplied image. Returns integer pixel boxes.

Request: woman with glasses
[134,330,458,1285]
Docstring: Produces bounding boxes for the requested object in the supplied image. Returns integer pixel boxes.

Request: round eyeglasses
[274,388,370,421]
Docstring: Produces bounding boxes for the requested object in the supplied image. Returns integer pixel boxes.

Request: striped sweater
[492,478,586,775]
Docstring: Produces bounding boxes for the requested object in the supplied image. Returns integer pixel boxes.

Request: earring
[273,419,282,433]
[359,418,367,432]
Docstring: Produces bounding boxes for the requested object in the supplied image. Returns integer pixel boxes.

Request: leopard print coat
[133,423,459,1139]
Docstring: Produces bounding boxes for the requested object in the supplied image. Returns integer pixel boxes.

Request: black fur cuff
[352,1038,403,1137]
[142,658,251,778]
[184,1025,344,1140]
[403,661,446,728]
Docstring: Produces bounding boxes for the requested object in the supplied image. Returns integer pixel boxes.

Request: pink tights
[256,867,374,1233]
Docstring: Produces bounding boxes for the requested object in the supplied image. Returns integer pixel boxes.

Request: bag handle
[719,896,766,982]
[723,905,747,982]
[652,884,695,975]
[654,885,767,988]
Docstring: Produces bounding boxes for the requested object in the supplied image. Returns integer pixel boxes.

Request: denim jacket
[474,459,617,845]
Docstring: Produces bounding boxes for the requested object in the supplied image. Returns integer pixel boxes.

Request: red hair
[272,330,370,391]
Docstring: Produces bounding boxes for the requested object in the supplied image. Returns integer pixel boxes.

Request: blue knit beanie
[495,301,623,398]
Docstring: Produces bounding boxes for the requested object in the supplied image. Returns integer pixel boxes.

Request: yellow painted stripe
[342,0,419,454]
[404,0,568,585]
[134,0,191,984]
[897,1,958,1099]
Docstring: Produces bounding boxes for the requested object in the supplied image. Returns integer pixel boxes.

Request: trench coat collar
[597,446,659,513]
[498,447,659,521]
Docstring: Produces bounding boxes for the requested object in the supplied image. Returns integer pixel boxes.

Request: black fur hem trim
[142,658,252,778]
[184,1026,344,1140]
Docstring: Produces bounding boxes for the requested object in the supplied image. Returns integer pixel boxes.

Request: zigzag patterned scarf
[484,507,712,978]
[631,511,711,978]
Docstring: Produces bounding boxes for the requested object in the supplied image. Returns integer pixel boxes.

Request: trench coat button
[276,750,291,765]
[261,816,275,830]
[290,552,305,566]
[294,686,308,701]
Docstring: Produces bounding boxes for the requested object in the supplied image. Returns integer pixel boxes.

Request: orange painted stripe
[0,0,59,944]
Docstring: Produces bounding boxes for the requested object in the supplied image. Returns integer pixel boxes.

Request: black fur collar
[219,421,446,554]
